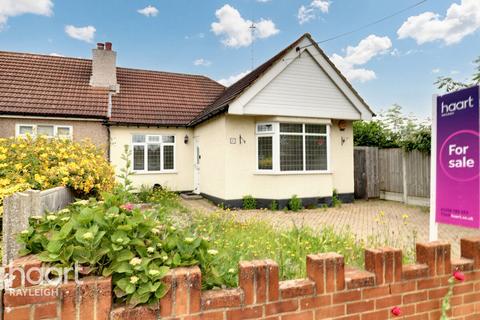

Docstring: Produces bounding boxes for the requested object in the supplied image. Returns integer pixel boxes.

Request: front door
[193,137,200,194]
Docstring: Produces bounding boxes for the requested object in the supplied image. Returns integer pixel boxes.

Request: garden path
[181,198,480,258]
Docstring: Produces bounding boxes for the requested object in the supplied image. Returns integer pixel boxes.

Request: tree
[353,105,431,153]
[435,55,480,92]
[353,120,398,148]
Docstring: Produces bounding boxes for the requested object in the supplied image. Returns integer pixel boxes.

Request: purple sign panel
[436,86,480,229]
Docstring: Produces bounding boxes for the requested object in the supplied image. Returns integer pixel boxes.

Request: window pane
[19,126,33,135]
[258,136,273,170]
[280,135,304,171]
[148,144,161,171]
[306,136,328,171]
[163,145,174,170]
[305,124,326,134]
[132,135,145,143]
[133,145,145,170]
[37,125,54,137]
[147,135,160,143]
[280,123,302,133]
[162,136,175,143]
[57,127,71,137]
[257,124,273,133]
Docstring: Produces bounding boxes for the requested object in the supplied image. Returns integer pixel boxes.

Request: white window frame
[15,124,73,140]
[256,123,277,172]
[255,122,330,174]
[131,134,176,174]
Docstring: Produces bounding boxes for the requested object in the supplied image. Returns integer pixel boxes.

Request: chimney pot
[105,42,112,51]
[97,43,105,50]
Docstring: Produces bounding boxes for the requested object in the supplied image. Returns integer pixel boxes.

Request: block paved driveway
[181,198,480,258]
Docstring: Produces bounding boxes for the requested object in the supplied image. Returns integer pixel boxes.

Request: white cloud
[397,0,480,45]
[211,4,279,48]
[330,35,392,83]
[432,68,441,74]
[193,58,212,67]
[218,70,251,86]
[257,0,271,2]
[0,0,53,30]
[298,0,329,24]
[65,25,96,43]
[137,5,159,17]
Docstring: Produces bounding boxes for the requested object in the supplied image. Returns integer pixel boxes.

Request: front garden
[1,137,475,319]
[17,183,420,307]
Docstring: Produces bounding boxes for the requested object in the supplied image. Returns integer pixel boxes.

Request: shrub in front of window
[287,195,303,212]
[0,136,115,215]
[331,189,342,208]
[242,195,257,210]
[18,193,221,306]
[269,200,278,211]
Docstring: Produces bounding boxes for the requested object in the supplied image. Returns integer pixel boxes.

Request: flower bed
[0,136,115,215]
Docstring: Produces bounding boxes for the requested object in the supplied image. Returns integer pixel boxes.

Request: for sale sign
[435,86,480,229]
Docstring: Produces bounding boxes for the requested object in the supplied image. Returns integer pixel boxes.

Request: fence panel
[406,150,431,198]
[354,147,380,199]
[379,148,404,194]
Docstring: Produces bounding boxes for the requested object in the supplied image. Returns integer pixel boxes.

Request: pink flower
[391,306,402,316]
[453,271,465,282]
[121,203,134,211]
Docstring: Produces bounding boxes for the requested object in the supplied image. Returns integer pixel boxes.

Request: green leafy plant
[136,184,153,203]
[269,200,278,211]
[287,195,303,212]
[17,192,219,306]
[115,145,136,203]
[242,195,256,210]
[331,189,342,208]
[353,105,432,153]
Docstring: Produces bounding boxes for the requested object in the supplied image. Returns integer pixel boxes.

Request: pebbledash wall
[4,238,480,320]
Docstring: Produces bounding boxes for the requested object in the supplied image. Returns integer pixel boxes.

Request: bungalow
[0,33,374,208]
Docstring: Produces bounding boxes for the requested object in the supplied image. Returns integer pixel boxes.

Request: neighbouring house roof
[190,33,374,125]
[0,51,109,119]
[0,51,224,125]
[109,68,225,126]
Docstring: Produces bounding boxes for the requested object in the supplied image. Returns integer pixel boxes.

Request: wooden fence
[354,147,430,206]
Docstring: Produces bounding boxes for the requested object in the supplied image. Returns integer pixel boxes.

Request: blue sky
[0,0,479,119]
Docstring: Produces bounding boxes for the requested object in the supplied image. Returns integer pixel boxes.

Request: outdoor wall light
[338,120,347,131]
[184,135,189,144]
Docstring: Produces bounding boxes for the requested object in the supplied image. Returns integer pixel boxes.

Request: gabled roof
[0,34,373,127]
[189,34,307,126]
[0,51,109,119]
[190,33,374,125]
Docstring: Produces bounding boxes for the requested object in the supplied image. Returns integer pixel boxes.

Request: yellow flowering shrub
[0,136,115,215]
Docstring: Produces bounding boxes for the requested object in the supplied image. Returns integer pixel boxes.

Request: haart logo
[441,96,475,116]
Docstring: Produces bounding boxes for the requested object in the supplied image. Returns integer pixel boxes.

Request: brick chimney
[90,42,119,91]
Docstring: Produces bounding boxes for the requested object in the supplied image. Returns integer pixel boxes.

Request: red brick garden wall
[4,237,480,320]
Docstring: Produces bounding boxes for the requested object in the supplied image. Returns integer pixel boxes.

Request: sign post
[430,85,480,239]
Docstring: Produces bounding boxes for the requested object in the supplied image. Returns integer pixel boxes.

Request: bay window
[132,134,175,172]
[256,123,329,173]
